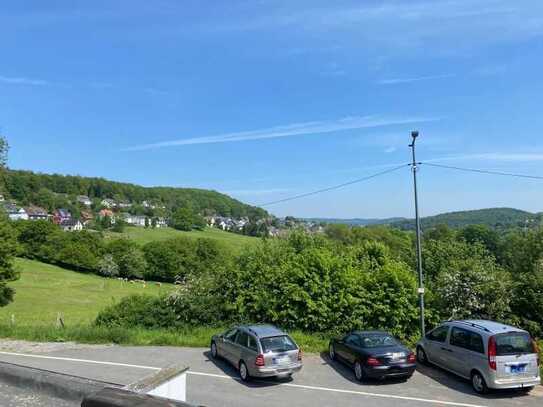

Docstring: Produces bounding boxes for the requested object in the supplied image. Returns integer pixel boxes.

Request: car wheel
[354,360,365,382]
[239,361,250,382]
[329,344,336,361]
[417,346,428,365]
[210,341,218,359]
[471,371,488,394]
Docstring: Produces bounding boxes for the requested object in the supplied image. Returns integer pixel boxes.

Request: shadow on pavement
[416,362,536,400]
[319,352,410,387]
[202,351,290,388]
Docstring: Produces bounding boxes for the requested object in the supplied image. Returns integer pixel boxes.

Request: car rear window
[496,332,534,355]
[260,335,297,353]
[359,334,398,348]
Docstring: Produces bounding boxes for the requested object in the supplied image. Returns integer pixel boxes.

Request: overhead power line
[421,162,543,180]
[259,163,410,207]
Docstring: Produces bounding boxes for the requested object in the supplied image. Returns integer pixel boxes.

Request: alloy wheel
[354,361,364,381]
[240,362,248,381]
[211,342,217,358]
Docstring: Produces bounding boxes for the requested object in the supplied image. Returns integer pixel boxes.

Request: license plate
[273,356,290,365]
[509,364,527,374]
[391,352,405,360]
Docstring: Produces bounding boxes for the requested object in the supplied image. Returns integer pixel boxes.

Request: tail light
[255,354,265,367]
[366,357,381,366]
[298,350,303,361]
[488,336,497,370]
[407,352,416,363]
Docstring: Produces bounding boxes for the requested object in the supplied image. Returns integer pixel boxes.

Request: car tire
[210,341,218,359]
[416,346,428,365]
[239,361,250,382]
[329,344,336,361]
[354,360,365,382]
[471,371,489,394]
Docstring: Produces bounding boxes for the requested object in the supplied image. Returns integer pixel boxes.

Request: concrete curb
[0,360,119,402]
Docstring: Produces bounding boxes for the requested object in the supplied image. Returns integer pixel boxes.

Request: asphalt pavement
[0,345,541,407]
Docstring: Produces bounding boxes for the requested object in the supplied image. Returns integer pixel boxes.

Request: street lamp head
[411,131,419,139]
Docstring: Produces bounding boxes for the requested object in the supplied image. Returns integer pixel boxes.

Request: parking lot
[0,344,540,407]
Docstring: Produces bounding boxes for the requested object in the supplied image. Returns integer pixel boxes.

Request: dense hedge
[12,220,227,282]
[96,227,543,339]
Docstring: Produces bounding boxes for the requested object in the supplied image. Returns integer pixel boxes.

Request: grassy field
[0,258,171,327]
[104,226,258,252]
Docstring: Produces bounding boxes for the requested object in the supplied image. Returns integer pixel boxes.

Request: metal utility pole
[409,131,425,337]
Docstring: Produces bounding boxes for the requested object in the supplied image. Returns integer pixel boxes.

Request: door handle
[441,347,453,352]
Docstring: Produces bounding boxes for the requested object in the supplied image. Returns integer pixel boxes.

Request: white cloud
[378,74,455,85]
[125,115,441,151]
[216,1,543,54]
[0,75,51,86]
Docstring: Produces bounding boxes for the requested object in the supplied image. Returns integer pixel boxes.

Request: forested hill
[392,207,538,230]
[1,169,267,218]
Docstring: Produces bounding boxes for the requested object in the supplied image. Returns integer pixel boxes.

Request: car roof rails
[453,320,492,333]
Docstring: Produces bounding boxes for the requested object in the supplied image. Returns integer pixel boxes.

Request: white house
[101,198,116,208]
[154,217,168,228]
[117,201,132,209]
[0,194,5,202]
[4,203,29,221]
[77,195,92,207]
[60,219,83,232]
[123,213,148,227]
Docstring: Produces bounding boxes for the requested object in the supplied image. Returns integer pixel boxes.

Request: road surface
[0,344,541,407]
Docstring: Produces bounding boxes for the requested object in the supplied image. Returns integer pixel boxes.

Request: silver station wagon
[211,324,303,381]
[417,320,541,394]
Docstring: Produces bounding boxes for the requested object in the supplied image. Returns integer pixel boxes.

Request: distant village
[0,193,325,236]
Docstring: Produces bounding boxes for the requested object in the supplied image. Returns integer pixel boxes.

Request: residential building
[117,201,132,209]
[3,203,29,221]
[53,209,72,224]
[123,213,147,227]
[25,206,49,221]
[101,198,116,208]
[0,194,4,202]
[77,195,92,207]
[154,217,168,228]
[60,218,83,232]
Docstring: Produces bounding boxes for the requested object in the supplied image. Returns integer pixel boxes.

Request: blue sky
[2,0,543,218]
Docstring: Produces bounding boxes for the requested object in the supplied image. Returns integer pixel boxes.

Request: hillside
[0,258,171,326]
[104,226,258,252]
[1,168,267,219]
[392,207,539,230]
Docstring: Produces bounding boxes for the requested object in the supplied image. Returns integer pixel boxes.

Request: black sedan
[329,331,416,381]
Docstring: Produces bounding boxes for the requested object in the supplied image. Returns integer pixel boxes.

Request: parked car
[210,324,303,381]
[329,330,416,381]
[417,320,541,394]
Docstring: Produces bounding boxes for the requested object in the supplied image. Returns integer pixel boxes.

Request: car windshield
[496,332,534,355]
[359,334,398,348]
[260,335,297,353]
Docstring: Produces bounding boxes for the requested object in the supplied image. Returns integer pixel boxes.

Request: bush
[102,232,421,339]
[95,295,175,329]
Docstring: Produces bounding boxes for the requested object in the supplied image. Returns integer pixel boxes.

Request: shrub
[95,295,175,329]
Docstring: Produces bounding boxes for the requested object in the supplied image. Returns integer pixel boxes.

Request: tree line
[11,220,225,283]
[1,168,267,220]
[97,223,543,340]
